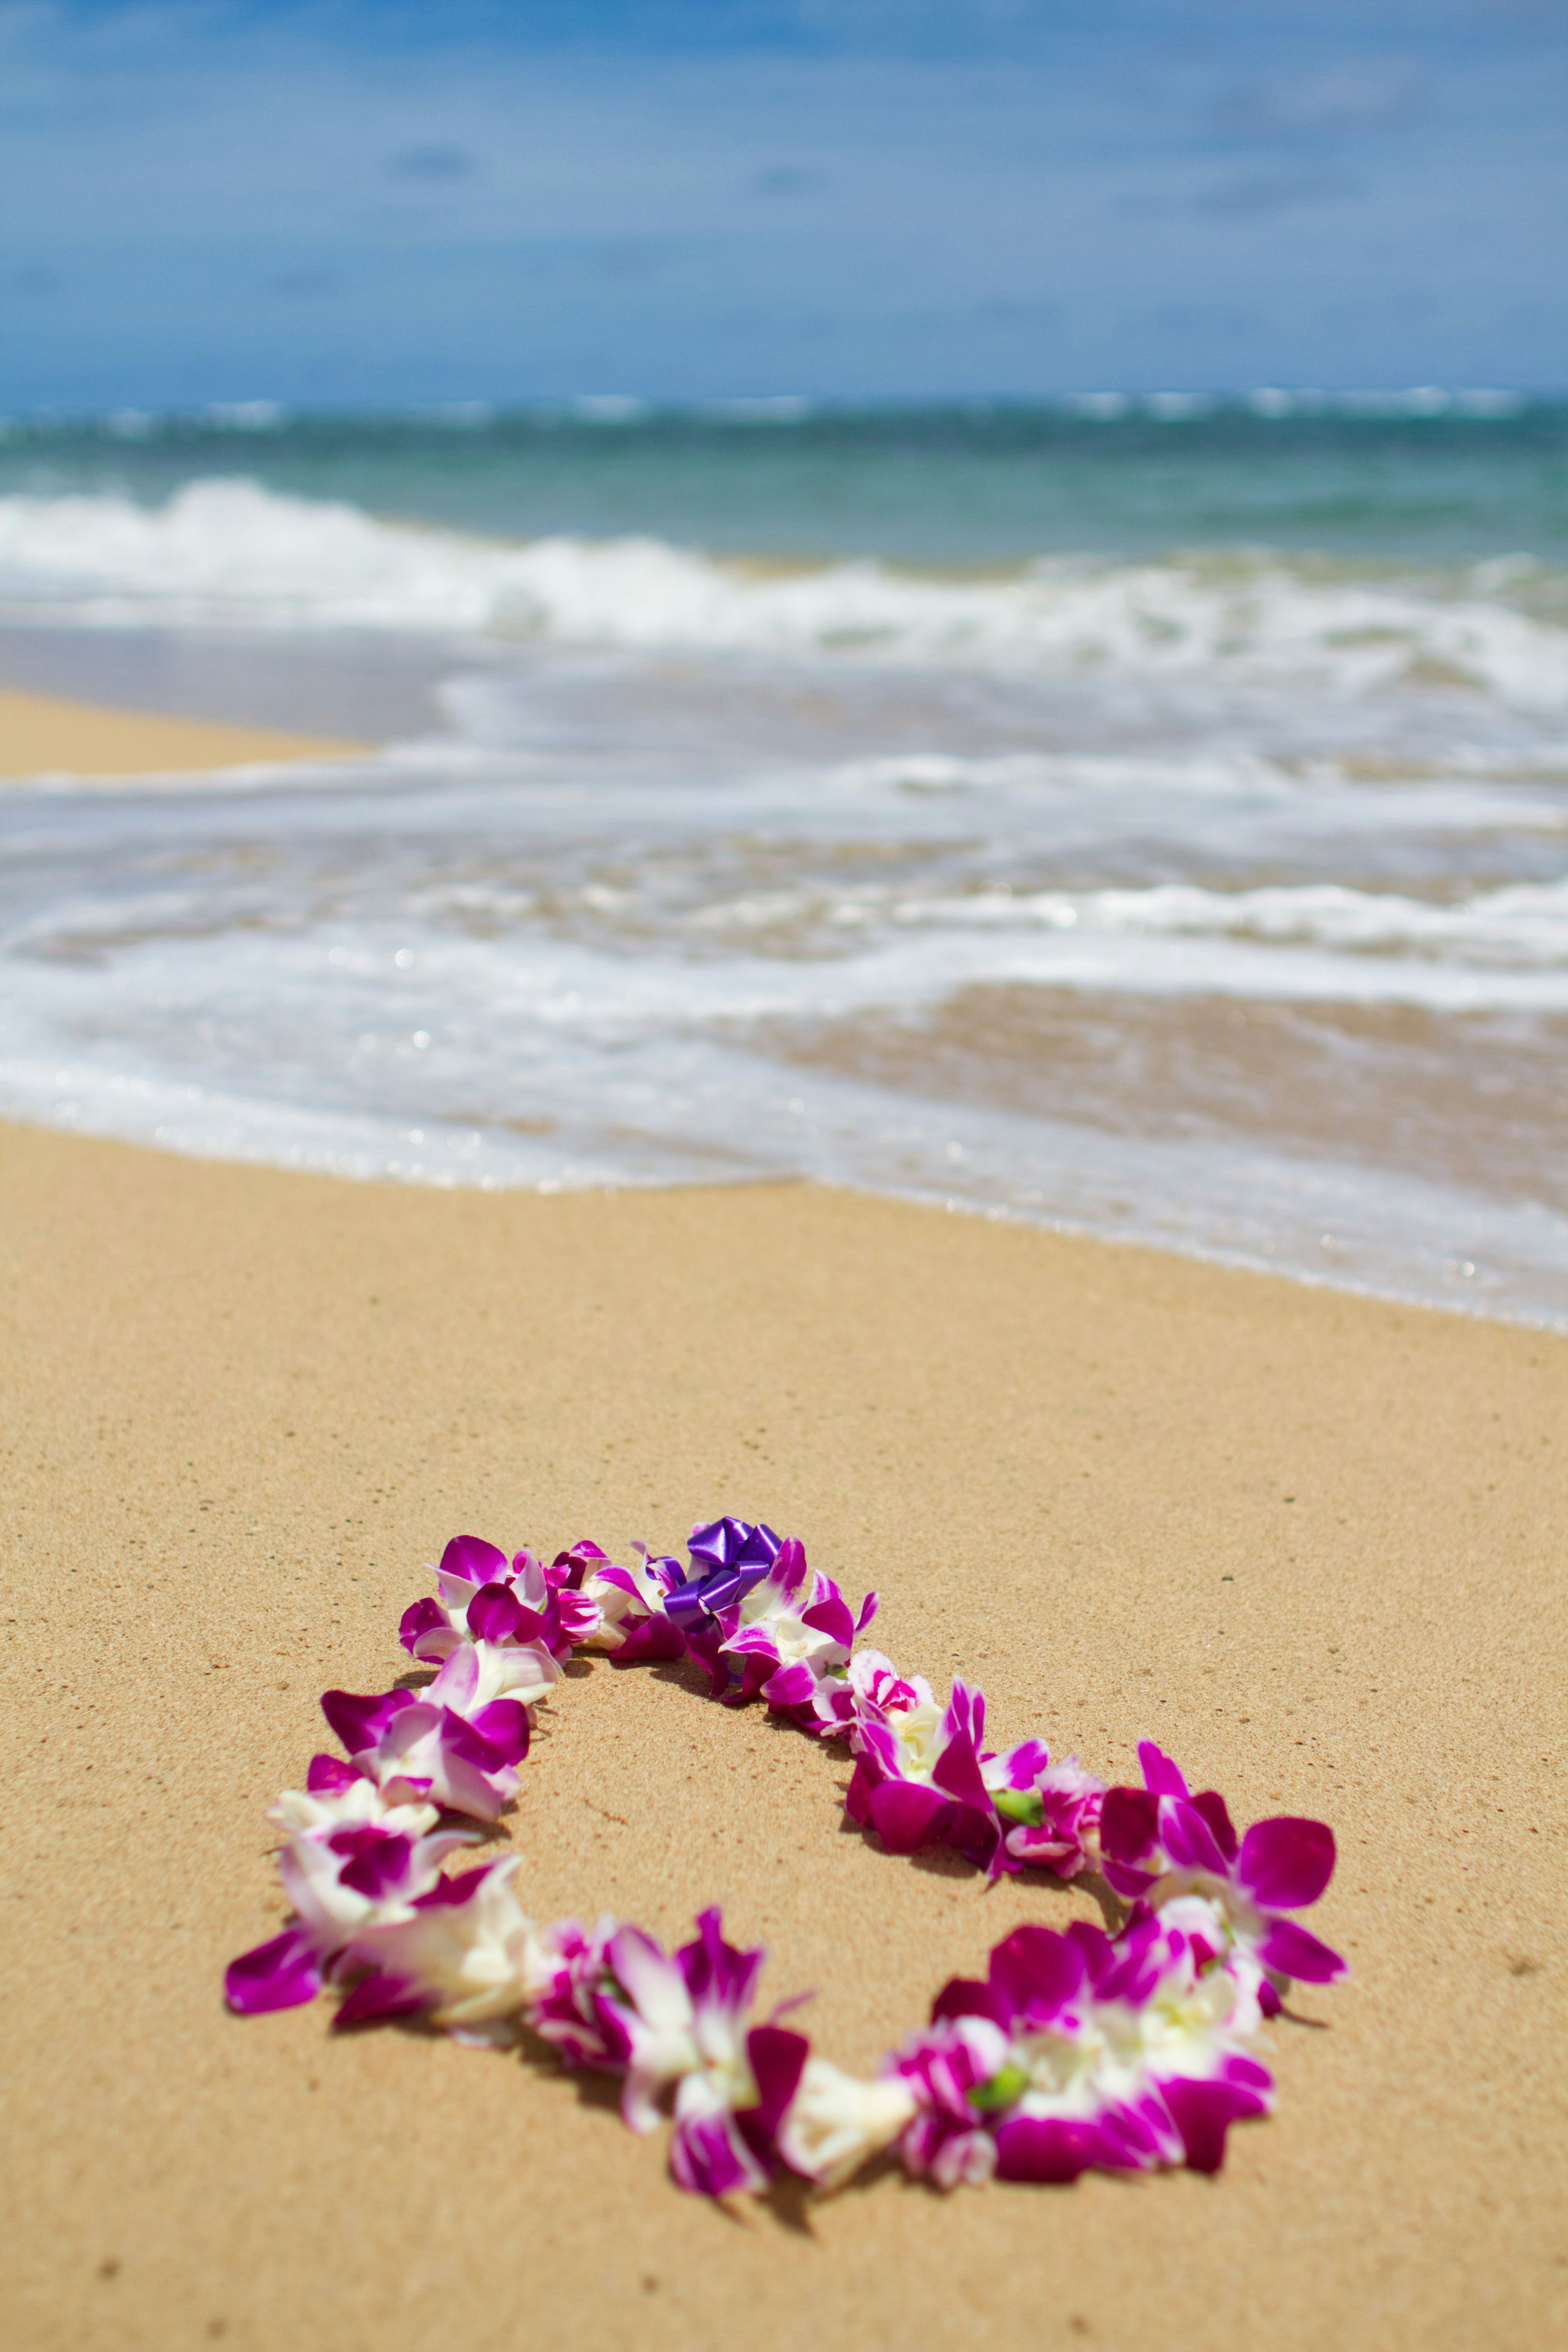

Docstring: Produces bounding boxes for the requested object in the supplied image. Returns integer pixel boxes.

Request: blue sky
[2,2,1566,409]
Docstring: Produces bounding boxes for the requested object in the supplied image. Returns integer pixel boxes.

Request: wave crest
[2,477,1567,708]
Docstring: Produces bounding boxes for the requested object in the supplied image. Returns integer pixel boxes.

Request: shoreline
[3,1117,1564,2350]
[2,676,1564,1336]
[4,1099,1562,1339]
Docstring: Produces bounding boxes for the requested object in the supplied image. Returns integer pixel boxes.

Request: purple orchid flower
[567,1540,690,1668]
[335,1855,543,2043]
[823,1664,1098,1879]
[553,1907,809,2196]
[707,1536,878,1721]
[890,1907,1276,2188]
[525,1914,629,2071]
[267,1754,441,1843]
[844,1670,1002,1868]
[536,1543,610,1648]
[224,1816,470,2016]
[671,2022,809,2196]
[398,1533,586,1679]
[1100,1740,1345,2000]
[321,1645,531,1822]
[526,1904,880,2196]
[811,1648,927,1738]
[980,1743,1107,1880]
[1070,1907,1276,2174]
[888,2011,1011,2188]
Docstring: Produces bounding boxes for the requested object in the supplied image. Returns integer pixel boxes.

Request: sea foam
[3,478,1568,711]
[3,473,1566,1326]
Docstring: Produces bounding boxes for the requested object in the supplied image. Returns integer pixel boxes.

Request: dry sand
[0,684,369,777]
[2,1117,1565,2352]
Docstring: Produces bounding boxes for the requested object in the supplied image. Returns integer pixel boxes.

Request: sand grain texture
[2,1122,1565,2352]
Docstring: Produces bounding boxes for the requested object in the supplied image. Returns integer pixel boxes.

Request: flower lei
[227,1518,1345,2197]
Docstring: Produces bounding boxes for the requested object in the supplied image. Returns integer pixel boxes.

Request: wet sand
[0,683,369,776]
[3,1116,1565,2352]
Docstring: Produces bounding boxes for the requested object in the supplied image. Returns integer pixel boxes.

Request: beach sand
[0,684,369,777]
[3,1114,1565,2352]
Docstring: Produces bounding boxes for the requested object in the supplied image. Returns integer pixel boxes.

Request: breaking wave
[3,477,1568,709]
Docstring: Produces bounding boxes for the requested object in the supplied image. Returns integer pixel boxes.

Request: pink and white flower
[710,1537,878,1718]
[564,1540,689,1666]
[224,1809,470,2016]
[844,1670,1002,1867]
[811,1647,929,1737]
[1099,1740,1345,2001]
[576,1908,809,2195]
[398,1533,578,1686]
[283,1824,471,1956]
[268,1752,441,1842]
[981,1742,1106,1880]
[336,1855,544,2042]
[593,1920,719,2132]
[320,1644,532,1822]
[525,1914,628,2071]
[890,1910,1274,2187]
[889,2010,1010,2188]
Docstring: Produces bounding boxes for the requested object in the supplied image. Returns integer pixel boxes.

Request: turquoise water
[4,395,1567,568]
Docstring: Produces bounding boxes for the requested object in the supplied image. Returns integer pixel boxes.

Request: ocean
[2,395,1566,1324]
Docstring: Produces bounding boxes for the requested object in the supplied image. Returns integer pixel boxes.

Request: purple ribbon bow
[664,1517,782,1633]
